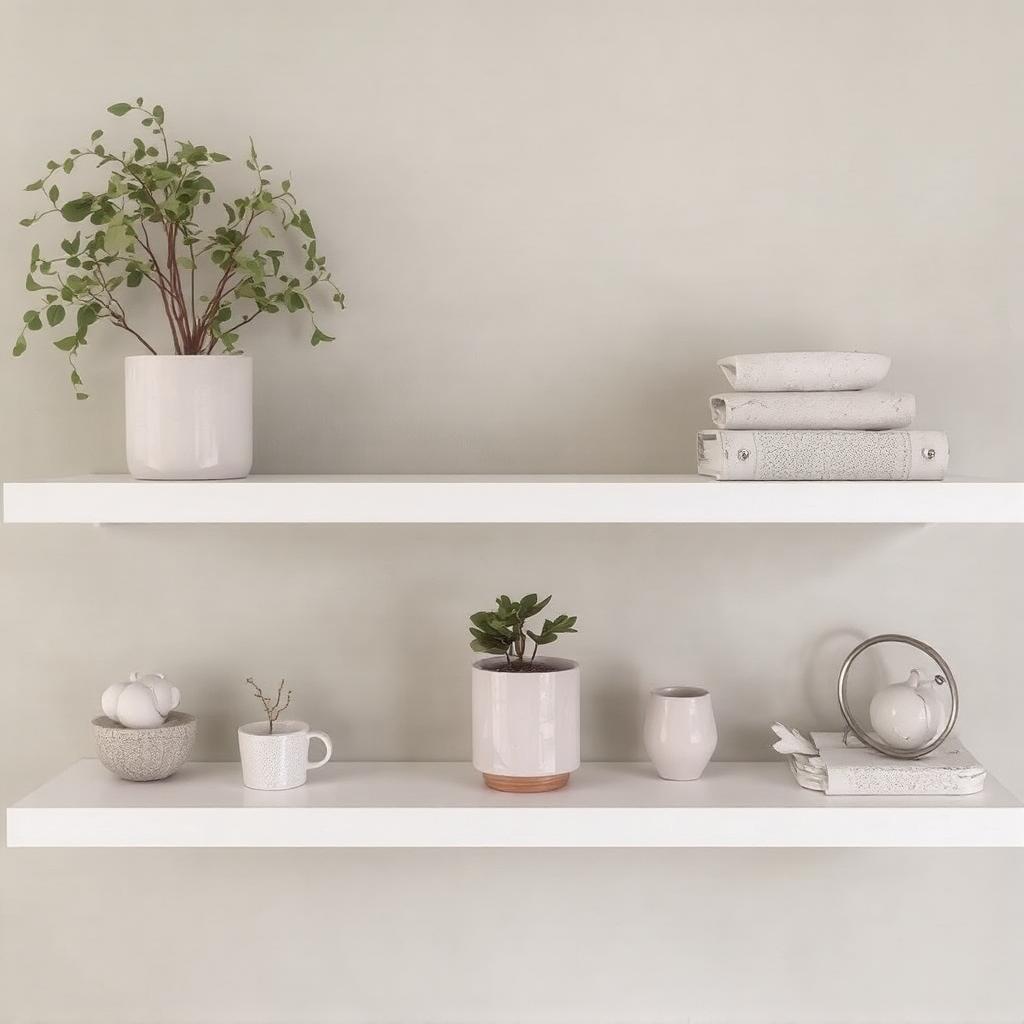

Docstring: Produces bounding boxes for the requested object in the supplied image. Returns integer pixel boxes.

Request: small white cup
[237,720,332,791]
[643,686,718,781]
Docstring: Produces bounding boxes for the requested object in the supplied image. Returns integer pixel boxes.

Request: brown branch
[194,205,257,347]
[135,220,182,354]
[111,318,158,355]
[165,223,193,352]
[188,238,197,325]
[246,677,292,735]
[205,306,261,354]
[194,270,240,351]
[89,294,157,355]
[57,262,158,357]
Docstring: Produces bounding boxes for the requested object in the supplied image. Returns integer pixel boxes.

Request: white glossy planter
[643,686,718,781]
[472,656,580,792]
[125,355,253,479]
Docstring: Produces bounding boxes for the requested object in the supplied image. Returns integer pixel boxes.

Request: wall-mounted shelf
[8,760,1022,848]
[4,474,1024,524]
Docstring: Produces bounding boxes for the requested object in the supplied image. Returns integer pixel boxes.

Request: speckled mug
[238,720,332,791]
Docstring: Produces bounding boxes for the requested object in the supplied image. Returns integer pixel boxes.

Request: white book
[806,732,986,796]
[697,429,949,480]
[709,390,916,430]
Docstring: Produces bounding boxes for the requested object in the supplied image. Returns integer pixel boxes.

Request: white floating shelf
[4,474,1024,524]
[8,760,1023,848]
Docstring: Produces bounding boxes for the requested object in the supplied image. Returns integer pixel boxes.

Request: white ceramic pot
[237,720,332,791]
[643,686,718,781]
[125,355,253,479]
[472,656,580,792]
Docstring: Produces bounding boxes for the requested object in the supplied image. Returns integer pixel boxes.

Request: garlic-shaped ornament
[100,672,181,729]
[868,669,946,751]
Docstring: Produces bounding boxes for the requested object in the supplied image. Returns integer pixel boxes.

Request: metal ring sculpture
[837,633,959,760]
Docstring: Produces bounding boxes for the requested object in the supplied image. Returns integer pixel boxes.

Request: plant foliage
[15,98,344,397]
[469,593,578,670]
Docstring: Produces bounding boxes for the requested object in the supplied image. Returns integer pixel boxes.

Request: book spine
[697,430,949,481]
[824,766,986,796]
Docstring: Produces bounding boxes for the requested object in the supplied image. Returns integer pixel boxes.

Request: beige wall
[3,2,1024,1020]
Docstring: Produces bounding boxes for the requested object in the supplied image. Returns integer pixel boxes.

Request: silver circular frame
[837,633,959,760]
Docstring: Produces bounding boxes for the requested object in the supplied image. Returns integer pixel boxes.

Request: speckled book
[792,732,987,796]
[697,429,949,481]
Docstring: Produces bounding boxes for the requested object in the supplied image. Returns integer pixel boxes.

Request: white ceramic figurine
[101,672,181,729]
[868,669,946,751]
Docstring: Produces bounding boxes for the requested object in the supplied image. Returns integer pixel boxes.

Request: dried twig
[246,677,292,734]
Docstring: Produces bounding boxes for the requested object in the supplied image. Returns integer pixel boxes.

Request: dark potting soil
[489,659,567,673]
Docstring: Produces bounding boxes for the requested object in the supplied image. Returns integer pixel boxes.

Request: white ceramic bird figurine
[869,669,945,751]
[101,672,181,728]
[770,722,818,756]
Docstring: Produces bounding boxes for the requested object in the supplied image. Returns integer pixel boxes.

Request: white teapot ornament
[101,672,181,729]
[868,669,946,751]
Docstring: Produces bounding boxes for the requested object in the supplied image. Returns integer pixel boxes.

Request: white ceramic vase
[125,355,253,479]
[471,656,580,792]
[237,720,332,791]
[643,686,718,781]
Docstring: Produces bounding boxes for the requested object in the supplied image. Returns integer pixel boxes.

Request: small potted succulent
[14,98,344,479]
[469,594,579,792]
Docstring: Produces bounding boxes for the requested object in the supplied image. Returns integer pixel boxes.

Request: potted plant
[14,98,344,479]
[469,594,580,792]
[237,678,332,791]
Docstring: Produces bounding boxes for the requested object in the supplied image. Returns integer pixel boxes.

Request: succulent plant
[469,593,578,671]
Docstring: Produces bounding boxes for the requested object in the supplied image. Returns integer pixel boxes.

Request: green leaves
[468,594,578,669]
[102,221,131,254]
[76,304,98,333]
[15,98,344,382]
[518,594,551,619]
[12,334,26,356]
[60,196,94,222]
[293,209,315,238]
[527,614,578,647]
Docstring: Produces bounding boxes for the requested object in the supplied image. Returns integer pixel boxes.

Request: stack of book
[696,351,949,481]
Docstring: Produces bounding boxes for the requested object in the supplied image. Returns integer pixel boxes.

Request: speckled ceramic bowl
[92,712,196,781]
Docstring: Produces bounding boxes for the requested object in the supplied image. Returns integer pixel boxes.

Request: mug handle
[306,730,332,770]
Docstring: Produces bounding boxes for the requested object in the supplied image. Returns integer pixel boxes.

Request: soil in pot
[487,658,567,674]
